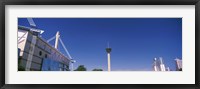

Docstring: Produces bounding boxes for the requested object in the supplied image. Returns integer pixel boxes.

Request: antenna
[108,42,109,48]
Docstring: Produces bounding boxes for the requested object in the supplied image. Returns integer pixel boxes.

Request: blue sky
[18,18,182,71]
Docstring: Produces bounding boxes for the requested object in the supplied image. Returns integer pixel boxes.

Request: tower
[106,43,112,71]
[153,58,158,71]
[159,57,166,71]
[153,57,167,71]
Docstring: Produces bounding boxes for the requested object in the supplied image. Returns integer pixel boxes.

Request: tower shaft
[107,53,111,71]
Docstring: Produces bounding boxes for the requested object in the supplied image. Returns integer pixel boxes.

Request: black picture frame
[0,0,200,89]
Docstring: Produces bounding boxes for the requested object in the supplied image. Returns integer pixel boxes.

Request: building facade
[175,58,182,71]
[18,26,70,71]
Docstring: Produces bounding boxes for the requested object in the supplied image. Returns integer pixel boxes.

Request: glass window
[41,58,61,71]
[39,51,42,56]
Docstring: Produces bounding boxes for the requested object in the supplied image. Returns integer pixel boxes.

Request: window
[45,54,48,58]
[39,51,42,56]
